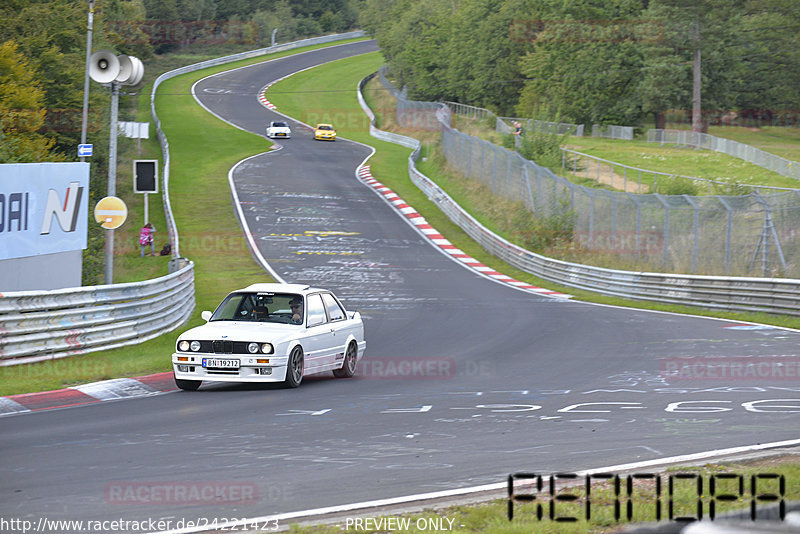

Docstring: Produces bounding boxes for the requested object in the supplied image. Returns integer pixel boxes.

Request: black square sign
[134,160,158,193]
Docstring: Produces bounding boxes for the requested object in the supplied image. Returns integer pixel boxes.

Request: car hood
[178,321,301,342]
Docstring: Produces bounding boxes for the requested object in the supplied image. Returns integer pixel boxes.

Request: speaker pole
[105,80,119,285]
[80,0,94,162]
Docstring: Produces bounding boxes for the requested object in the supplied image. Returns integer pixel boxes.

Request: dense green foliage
[361,0,800,126]
[0,0,360,163]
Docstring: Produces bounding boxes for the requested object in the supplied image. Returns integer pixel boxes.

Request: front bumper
[172,353,289,383]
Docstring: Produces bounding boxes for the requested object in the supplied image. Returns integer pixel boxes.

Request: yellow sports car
[314,123,336,141]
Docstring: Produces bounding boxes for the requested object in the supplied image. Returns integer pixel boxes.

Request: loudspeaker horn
[89,50,120,84]
[127,56,144,85]
[115,55,144,86]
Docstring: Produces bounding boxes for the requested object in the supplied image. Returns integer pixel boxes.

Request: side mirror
[201,310,212,322]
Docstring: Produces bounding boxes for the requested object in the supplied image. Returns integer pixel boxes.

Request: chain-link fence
[648,129,800,181]
[498,117,584,137]
[376,69,800,277]
[592,124,634,140]
[561,148,797,196]
[378,66,449,131]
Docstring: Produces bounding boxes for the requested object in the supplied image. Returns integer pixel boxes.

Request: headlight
[178,340,190,352]
[190,340,201,352]
[261,343,273,354]
[247,342,259,354]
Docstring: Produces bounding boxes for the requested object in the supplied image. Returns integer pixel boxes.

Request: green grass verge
[265,52,800,333]
[284,457,798,533]
[665,124,800,162]
[564,136,800,191]
[0,39,368,396]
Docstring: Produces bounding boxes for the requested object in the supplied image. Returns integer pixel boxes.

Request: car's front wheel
[174,376,201,391]
[333,342,357,378]
[284,346,304,388]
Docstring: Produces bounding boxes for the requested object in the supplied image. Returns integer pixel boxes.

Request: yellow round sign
[94,196,128,229]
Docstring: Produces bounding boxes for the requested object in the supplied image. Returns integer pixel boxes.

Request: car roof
[316,123,333,128]
[238,283,323,296]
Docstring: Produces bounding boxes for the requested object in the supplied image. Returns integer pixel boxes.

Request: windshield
[317,124,333,130]
[272,122,287,128]
[211,292,303,324]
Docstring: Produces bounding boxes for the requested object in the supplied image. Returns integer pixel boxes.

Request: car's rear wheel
[174,376,201,391]
[284,346,304,388]
[333,342,357,378]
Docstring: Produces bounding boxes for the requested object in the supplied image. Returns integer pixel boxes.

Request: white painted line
[0,397,30,416]
[151,438,800,534]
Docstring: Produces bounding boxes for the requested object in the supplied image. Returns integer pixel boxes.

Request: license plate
[203,358,240,369]
[277,133,285,136]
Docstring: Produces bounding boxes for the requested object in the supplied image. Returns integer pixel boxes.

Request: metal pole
[683,195,699,274]
[655,194,670,267]
[717,196,733,274]
[105,81,119,285]
[79,0,94,162]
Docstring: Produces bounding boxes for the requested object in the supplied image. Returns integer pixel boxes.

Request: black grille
[213,340,233,354]
[183,340,257,354]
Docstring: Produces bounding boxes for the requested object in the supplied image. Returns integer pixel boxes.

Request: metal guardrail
[647,129,800,181]
[358,72,800,316]
[0,262,195,366]
[0,33,367,367]
[560,148,797,195]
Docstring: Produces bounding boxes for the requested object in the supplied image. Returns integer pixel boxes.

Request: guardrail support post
[717,196,733,274]
[683,195,700,273]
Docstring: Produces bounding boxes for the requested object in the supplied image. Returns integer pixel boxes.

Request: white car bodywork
[172,283,365,390]
[265,121,291,139]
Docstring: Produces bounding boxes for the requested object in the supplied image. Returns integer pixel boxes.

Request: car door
[302,293,333,371]
[321,292,349,365]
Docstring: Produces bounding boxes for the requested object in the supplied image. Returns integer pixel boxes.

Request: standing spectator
[139,222,155,257]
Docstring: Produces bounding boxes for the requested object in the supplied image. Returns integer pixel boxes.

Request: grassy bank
[564,136,800,191]
[285,456,799,533]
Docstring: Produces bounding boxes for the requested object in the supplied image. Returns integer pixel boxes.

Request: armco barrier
[358,72,800,316]
[0,262,195,366]
[647,129,800,181]
[0,33,368,367]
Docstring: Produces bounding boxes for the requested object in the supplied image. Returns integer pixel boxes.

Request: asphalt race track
[2,40,799,528]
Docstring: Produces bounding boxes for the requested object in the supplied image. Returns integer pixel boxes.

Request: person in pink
[139,223,155,257]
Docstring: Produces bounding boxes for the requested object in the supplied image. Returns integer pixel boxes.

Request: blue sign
[0,163,89,260]
[78,144,93,157]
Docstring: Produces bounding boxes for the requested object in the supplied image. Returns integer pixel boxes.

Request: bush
[509,196,576,252]
[517,128,568,170]
[656,175,699,195]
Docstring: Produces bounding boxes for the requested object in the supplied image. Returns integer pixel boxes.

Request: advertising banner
[0,163,90,261]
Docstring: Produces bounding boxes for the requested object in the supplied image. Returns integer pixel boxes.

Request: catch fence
[647,129,800,181]
[377,72,800,277]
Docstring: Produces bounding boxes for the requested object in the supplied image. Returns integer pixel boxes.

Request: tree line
[0,0,361,164]
[360,0,800,130]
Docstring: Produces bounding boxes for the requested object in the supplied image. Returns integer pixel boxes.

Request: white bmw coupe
[265,120,291,139]
[172,283,365,390]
